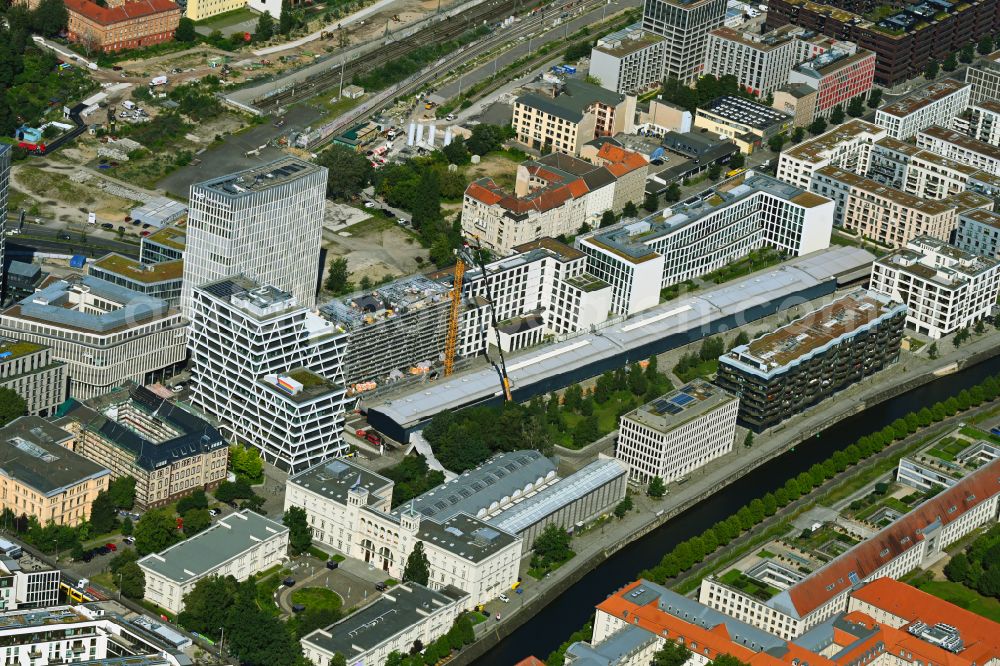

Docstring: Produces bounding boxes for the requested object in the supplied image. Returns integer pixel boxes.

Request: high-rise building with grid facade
[187,275,348,473]
[182,158,327,319]
[641,0,726,85]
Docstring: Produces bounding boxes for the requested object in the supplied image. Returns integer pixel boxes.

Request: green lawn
[917,580,1000,623]
[675,359,718,383]
[559,390,635,448]
[290,587,342,613]
[929,436,967,461]
[194,6,258,28]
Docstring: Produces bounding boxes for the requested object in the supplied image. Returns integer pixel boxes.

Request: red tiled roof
[466,181,503,206]
[850,578,1000,664]
[785,458,1000,619]
[464,177,588,215]
[839,611,977,666]
[514,658,545,666]
[65,0,179,25]
[597,142,648,177]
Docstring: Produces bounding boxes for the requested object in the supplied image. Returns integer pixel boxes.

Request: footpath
[452,325,1000,664]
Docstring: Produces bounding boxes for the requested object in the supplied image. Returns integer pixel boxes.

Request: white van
[122,100,136,111]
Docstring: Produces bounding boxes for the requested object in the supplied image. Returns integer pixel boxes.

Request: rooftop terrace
[879,79,969,118]
[626,379,737,433]
[91,254,183,284]
[193,157,322,197]
[783,120,884,163]
[723,289,904,374]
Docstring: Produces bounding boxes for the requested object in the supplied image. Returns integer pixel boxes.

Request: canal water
[476,354,1000,666]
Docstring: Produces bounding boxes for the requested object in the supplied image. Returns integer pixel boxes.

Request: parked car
[292,603,306,613]
[375,582,387,592]
[283,577,295,587]
[101,223,114,230]
[381,209,396,218]
[57,233,71,240]
[106,542,117,551]
[326,560,339,570]
[499,593,510,603]
[208,509,220,517]
[123,536,135,544]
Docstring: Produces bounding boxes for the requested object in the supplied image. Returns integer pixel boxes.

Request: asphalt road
[5,226,141,260]
[157,104,323,197]
[435,0,641,101]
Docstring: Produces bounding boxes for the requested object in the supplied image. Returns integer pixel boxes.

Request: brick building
[766,0,1000,86]
[65,0,180,53]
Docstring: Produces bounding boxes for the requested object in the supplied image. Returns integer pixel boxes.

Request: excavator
[442,240,512,402]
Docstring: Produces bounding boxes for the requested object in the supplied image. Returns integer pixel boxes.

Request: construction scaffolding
[320,275,468,390]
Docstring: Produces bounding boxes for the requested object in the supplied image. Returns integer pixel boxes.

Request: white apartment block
[966,49,1000,104]
[874,79,971,140]
[955,208,1000,259]
[917,125,1000,176]
[285,458,522,607]
[809,166,993,248]
[0,275,186,399]
[139,510,289,614]
[590,24,666,94]
[302,584,467,666]
[776,119,887,189]
[703,25,823,97]
[182,157,326,319]
[512,80,636,156]
[642,0,726,85]
[869,236,1000,339]
[187,276,349,473]
[0,339,65,416]
[962,100,1000,145]
[700,455,1000,639]
[0,558,61,612]
[579,172,834,315]
[616,380,738,485]
[458,238,612,352]
[0,605,188,666]
[462,148,647,254]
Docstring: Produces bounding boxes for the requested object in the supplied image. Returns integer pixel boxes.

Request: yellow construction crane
[442,245,468,377]
[442,241,513,402]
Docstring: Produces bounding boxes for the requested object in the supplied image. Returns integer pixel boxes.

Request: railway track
[253,0,571,112]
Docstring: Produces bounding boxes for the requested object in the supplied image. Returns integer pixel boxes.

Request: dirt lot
[10,161,139,224]
[322,215,427,288]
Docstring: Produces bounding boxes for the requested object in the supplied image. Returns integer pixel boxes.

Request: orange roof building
[460,149,647,254]
[569,578,1000,666]
[699,456,1000,639]
[66,0,180,52]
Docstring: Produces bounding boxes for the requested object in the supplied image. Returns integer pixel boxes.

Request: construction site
[318,275,484,391]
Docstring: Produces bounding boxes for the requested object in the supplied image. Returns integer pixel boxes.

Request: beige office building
[0,416,110,527]
[809,166,993,248]
[57,383,229,509]
[512,80,636,155]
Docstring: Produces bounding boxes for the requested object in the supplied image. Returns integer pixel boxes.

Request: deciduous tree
[283,506,312,554]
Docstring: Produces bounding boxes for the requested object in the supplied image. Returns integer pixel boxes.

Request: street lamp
[219,626,225,659]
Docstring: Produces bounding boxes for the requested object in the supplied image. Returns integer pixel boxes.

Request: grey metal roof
[289,456,394,506]
[398,450,556,523]
[6,262,40,280]
[0,416,109,497]
[566,626,656,666]
[516,80,626,123]
[634,579,788,654]
[415,512,519,562]
[303,584,468,659]
[15,275,171,333]
[488,459,626,535]
[137,510,288,584]
[368,246,876,431]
